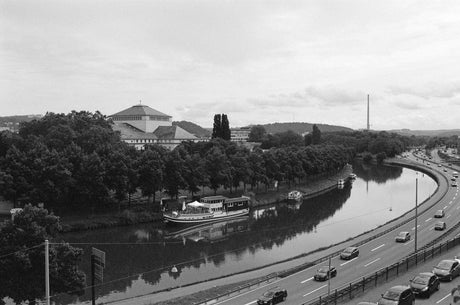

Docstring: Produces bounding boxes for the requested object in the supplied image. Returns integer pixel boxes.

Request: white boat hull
[164,209,249,224]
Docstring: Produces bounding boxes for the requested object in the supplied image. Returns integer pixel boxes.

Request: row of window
[112,116,170,121]
[227,202,245,207]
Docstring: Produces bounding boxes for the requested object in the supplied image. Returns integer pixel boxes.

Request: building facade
[230,127,251,142]
[110,104,199,150]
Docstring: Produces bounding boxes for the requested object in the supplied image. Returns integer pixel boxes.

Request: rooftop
[110,104,172,118]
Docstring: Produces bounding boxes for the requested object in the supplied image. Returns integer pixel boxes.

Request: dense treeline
[0,112,354,211]
[254,123,427,161]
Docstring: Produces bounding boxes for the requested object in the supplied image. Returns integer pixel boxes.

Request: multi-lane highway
[210,152,460,305]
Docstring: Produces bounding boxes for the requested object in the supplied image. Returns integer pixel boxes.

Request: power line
[0,243,44,260]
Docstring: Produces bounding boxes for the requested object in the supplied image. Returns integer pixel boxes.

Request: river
[53,161,437,304]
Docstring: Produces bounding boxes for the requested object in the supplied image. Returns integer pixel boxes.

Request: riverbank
[109,158,445,305]
[57,165,353,233]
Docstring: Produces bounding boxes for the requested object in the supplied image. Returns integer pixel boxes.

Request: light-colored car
[340,246,359,260]
[433,259,460,281]
[395,231,411,243]
[434,221,446,231]
[434,210,445,218]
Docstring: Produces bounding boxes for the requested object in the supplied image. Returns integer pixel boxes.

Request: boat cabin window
[228,203,233,207]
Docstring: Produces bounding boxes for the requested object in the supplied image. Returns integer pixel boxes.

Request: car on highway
[452,181,458,187]
[395,231,411,243]
[357,302,377,305]
[257,287,287,304]
[432,259,460,281]
[434,221,446,231]
[453,171,459,178]
[434,210,445,218]
[438,164,442,167]
[452,177,457,181]
[409,272,440,298]
[377,285,415,305]
[340,246,359,260]
[314,265,337,281]
[444,168,448,172]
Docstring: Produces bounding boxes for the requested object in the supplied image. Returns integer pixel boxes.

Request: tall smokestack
[367,94,370,131]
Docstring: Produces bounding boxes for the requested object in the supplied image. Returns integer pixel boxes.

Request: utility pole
[367,94,370,131]
[415,178,418,252]
[45,239,50,305]
[327,256,331,296]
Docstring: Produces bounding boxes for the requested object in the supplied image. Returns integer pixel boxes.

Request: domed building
[110,104,199,150]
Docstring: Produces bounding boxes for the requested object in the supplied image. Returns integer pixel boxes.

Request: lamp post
[414,177,418,252]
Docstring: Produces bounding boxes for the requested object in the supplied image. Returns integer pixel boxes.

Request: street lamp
[414,176,418,252]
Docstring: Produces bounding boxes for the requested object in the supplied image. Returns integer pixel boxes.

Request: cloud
[387,83,460,99]
[247,86,367,109]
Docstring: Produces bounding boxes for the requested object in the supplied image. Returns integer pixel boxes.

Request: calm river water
[54,162,437,304]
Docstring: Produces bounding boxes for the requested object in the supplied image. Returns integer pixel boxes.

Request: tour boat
[163,195,250,224]
[349,173,357,179]
[164,217,249,243]
[338,179,345,186]
[287,190,303,201]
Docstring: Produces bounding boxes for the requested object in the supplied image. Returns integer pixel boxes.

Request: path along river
[55,161,437,305]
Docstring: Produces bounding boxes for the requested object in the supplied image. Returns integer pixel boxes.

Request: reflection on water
[53,162,437,304]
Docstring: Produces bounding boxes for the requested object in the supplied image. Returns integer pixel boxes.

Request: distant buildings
[110,104,200,150]
[230,127,251,142]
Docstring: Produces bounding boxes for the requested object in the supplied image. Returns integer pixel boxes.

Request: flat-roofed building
[230,127,251,142]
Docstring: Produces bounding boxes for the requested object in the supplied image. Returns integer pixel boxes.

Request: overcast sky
[1,0,460,130]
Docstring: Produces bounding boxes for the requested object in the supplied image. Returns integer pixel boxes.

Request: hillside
[260,122,353,134]
[0,115,43,132]
[390,129,460,137]
[172,121,211,138]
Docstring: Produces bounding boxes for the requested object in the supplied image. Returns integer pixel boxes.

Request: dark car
[434,210,445,218]
[340,246,359,260]
[314,266,337,281]
[257,287,287,305]
[409,272,440,298]
[377,285,415,305]
[395,231,410,242]
[434,221,446,231]
[432,259,460,281]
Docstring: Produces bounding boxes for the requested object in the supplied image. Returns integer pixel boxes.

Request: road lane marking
[411,225,420,230]
[364,258,380,267]
[436,293,450,303]
[425,217,432,222]
[340,257,358,266]
[429,227,434,230]
[371,244,385,252]
[405,240,414,245]
[301,277,313,284]
[303,285,327,297]
[443,206,448,210]
[447,214,451,218]
[243,301,256,305]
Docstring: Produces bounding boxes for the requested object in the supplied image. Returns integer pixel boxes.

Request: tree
[248,125,266,142]
[221,114,231,140]
[212,114,222,139]
[304,133,312,146]
[312,124,321,144]
[0,205,85,304]
[212,114,231,140]
[137,147,165,205]
[163,150,186,199]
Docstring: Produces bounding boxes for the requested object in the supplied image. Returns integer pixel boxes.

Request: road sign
[92,247,105,268]
[94,263,104,282]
